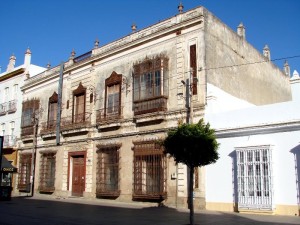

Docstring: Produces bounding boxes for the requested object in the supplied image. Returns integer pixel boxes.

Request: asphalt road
[0,196,300,225]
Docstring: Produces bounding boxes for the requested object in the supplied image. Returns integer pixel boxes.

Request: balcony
[96,106,123,130]
[133,97,167,124]
[3,135,17,148]
[40,120,57,139]
[7,100,17,113]
[61,112,91,135]
[0,103,7,116]
[21,126,34,140]
[133,96,167,116]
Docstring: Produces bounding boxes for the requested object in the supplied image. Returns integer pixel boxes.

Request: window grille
[47,92,58,130]
[96,144,120,198]
[132,140,167,201]
[18,154,32,192]
[133,56,168,115]
[39,153,56,193]
[21,99,39,136]
[72,82,86,124]
[236,146,274,210]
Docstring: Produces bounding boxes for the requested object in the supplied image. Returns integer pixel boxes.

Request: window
[47,92,58,129]
[236,146,273,210]
[18,154,32,192]
[133,56,168,115]
[39,153,56,193]
[107,84,120,114]
[1,123,5,136]
[73,82,86,124]
[104,71,122,118]
[132,140,167,201]
[190,44,197,95]
[96,144,120,198]
[21,99,39,136]
[5,87,9,102]
[13,84,18,99]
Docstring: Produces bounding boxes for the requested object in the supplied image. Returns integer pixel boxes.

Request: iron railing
[21,126,34,137]
[96,106,123,124]
[40,120,56,134]
[7,100,17,113]
[0,103,6,115]
[96,147,120,198]
[18,154,32,192]
[132,140,167,201]
[39,153,56,193]
[3,135,17,148]
[60,112,91,131]
[133,96,167,116]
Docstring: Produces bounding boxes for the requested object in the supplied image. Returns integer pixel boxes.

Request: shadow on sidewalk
[0,197,299,225]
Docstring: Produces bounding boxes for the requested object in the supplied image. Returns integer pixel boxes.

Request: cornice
[0,68,25,82]
[21,7,204,90]
[215,120,300,138]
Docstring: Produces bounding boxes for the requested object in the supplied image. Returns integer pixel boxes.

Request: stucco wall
[203,8,292,106]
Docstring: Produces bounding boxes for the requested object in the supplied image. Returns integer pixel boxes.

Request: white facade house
[0,49,45,182]
[205,70,300,216]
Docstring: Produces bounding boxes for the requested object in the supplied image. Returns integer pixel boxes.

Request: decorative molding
[49,92,58,103]
[73,82,86,95]
[215,120,300,138]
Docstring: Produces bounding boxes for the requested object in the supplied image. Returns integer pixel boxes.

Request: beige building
[18,5,291,210]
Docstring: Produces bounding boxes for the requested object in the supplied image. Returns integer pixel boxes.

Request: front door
[72,156,85,197]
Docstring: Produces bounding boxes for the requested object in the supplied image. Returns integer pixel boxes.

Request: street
[0,196,300,225]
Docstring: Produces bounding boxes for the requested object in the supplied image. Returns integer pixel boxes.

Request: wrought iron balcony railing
[60,112,91,131]
[96,106,123,124]
[7,100,17,113]
[21,126,34,137]
[3,135,17,148]
[40,120,56,135]
[0,103,7,115]
[133,96,167,116]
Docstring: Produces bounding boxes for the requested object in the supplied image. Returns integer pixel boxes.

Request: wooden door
[72,156,85,196]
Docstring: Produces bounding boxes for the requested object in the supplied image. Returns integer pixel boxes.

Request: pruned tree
[163,119,219,225]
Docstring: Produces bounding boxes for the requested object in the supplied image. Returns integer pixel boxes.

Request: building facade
[0,49,45,191]
[18,5,292,211]
[205,70,300,215]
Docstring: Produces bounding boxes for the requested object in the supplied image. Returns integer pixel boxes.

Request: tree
[163,119,219,225]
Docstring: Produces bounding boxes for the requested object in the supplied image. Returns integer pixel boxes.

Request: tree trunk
[189,166,194,225]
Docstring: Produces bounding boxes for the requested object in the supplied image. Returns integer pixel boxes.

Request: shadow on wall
[290,144,300,215]
[229,150,239,212]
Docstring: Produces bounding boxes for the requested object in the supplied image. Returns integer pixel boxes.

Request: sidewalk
[2,195,300,225]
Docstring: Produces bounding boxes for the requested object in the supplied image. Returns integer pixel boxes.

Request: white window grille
[236,145,274,210]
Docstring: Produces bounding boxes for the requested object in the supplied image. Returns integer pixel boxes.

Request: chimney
[178,2,184,14]
[131,23,137,33]
[283,60,291,77]
[263,45,271,61]
[237,22,246,39]
[24,47,31,69]
[6,54,16,72]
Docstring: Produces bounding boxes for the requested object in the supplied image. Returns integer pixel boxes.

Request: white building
[0,49,45,188]
[205,69,300,216]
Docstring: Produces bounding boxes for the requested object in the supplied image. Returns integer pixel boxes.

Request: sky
[0,0,299,75]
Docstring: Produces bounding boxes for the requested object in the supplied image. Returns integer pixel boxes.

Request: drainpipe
[56,63,64,145]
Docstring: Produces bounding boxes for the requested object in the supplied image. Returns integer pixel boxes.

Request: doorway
[69,152,86,197]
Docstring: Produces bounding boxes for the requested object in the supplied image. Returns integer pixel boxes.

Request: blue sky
[0,0,299,74]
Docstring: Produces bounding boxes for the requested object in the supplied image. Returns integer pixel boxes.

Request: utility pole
[30,110,38,197]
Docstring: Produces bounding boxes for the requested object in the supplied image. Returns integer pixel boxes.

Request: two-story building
[18,5,292,210]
